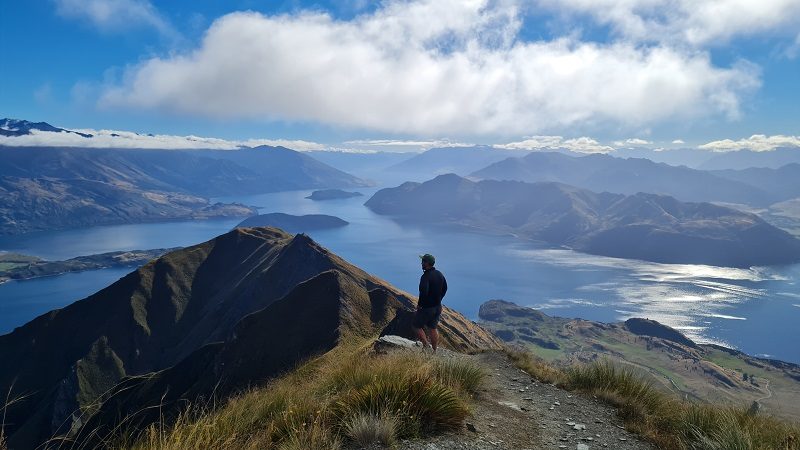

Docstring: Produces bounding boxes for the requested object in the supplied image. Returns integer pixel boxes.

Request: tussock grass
[343,412,398,447]
[433,358,486,395]
[503,347,564,384]
[506,347,800,450]
[122,343,483,449]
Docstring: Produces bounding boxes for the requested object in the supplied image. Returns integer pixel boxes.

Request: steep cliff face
[0,227,499,449]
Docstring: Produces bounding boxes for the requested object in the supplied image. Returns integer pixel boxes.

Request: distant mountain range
[0,227,499,449]
[612,146,800,170]
[711,164,800,203]
[470,151,785,206]
[0,142,367,234]
[306,150,412,182]
[387,146,530,181]
[365,174,800,267]
[0,174,257,235]
[0,144,366,196]
[699,147,800,170]
[0,118,92,138]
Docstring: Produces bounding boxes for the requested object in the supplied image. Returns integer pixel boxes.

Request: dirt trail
[398,350,654,450]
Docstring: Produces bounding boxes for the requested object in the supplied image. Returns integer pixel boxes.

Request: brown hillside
[0,227,499,450]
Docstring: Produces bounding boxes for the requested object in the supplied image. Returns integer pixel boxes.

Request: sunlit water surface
[1,189,798,363]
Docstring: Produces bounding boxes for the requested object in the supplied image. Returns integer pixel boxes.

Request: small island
[236,213,349,232]
[0,249,176,283]
[305,189,364,201]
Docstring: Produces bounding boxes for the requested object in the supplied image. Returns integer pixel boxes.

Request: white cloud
[55,0,175,37]
[99,1,759,136]
[496,135,613,153]
[613,137,652,146]
[672,139,685,144]
[536,0,800,47]
[699,134,800,152]
[0,128,326,151]
[342,139,472,152]
[343,139,468,148]
[562,137,615,154]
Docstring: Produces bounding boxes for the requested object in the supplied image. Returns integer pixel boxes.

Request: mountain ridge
[0,145,367,234]
[364,174,800,267]
[470,151,775,206]
[0,227,500,449]
[0,118,92,138]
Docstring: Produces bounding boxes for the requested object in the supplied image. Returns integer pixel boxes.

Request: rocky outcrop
[305,189,364,201]
[624,318,697,349]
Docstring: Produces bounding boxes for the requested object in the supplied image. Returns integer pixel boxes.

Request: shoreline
[0,248,178,283]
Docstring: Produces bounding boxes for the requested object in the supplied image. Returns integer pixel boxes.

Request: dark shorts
[413,305,442,329]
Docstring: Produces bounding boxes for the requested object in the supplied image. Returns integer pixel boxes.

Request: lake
[1,188,799,364]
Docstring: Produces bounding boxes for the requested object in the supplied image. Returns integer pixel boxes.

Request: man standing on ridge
[414,253,447,352]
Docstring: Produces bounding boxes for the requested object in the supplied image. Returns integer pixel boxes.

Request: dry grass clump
[122,343,483,450]
[433,358,486,395]
[342,412,398,447]
[503,347,564,384]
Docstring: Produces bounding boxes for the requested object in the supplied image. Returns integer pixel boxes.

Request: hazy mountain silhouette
[387,146,530,181]
[306,150,412,182]
[0,145,366,234]
[711,163,800,203]
[194,146,370,191]
[365,174,800,267]
[470,151,774,205]
[0,227,499,449]
[699,148,800,170]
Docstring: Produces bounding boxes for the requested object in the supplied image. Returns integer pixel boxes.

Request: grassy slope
[507,349,800,450]
[105,340,800,450]
[0,253,40,271]
[480,301,800,422]
[116,341,484,450]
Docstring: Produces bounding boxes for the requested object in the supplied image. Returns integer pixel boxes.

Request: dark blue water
[1,188,798,363]
[0,268,131,334]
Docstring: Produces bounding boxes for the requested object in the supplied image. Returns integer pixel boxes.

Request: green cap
[419,253,435,265]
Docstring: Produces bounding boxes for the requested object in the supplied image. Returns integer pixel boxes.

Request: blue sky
[1,0,799,152]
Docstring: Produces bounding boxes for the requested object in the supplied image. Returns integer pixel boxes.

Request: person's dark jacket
[418,268,447,308]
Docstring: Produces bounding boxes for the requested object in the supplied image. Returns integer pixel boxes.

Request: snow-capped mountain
[0,118,92,137]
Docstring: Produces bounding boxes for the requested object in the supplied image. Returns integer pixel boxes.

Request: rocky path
[398,350,654,450]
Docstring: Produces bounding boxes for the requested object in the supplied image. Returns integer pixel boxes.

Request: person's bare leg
[415,327,430,349]
[427,327,439,352]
